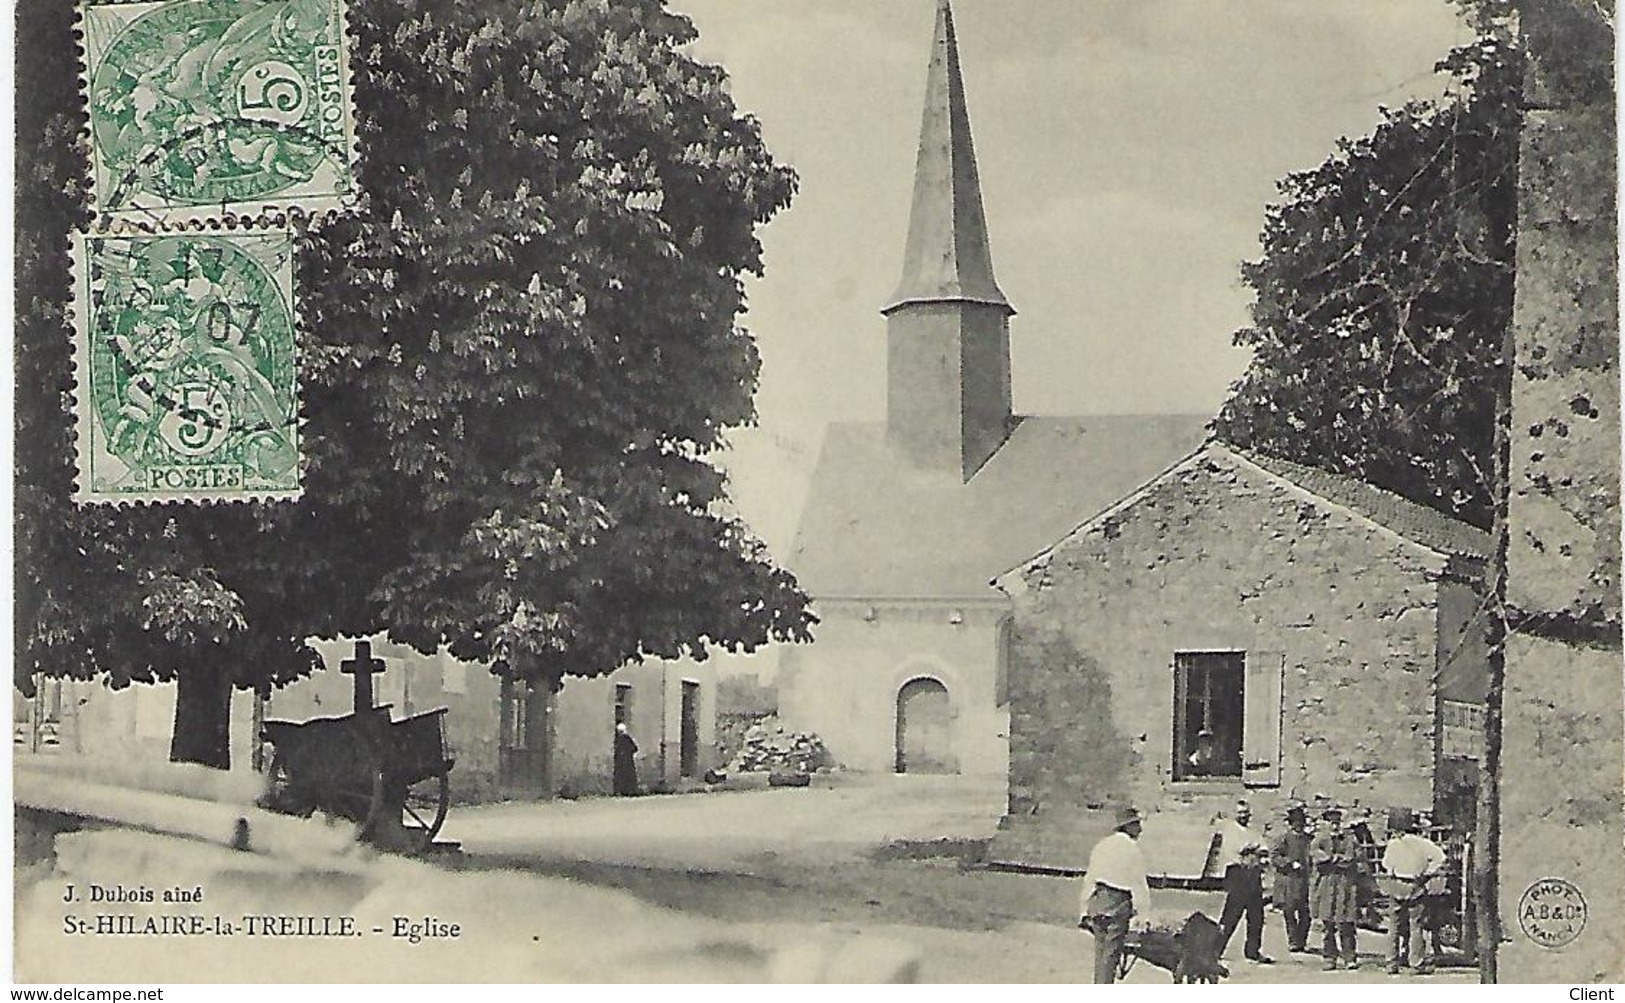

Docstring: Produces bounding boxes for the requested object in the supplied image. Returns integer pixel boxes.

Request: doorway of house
[499,678,551,795]
[895,677,952,774]
[680,680,700,778]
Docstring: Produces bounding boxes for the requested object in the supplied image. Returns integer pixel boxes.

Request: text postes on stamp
[72,230,301,504]
[82,0,357,226]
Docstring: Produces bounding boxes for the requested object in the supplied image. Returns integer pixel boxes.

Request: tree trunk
[169,662,233,770]
[1475,110,1520,991]
[530,683,555,800]
[1474,619,1505,982]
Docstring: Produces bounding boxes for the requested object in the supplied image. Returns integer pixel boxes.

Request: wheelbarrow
[1119,912,1230,983]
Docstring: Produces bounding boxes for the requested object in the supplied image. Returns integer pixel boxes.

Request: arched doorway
[895,677,952,774]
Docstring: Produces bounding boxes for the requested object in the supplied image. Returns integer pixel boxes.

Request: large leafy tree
[1213,20,1525,529]
[15,0,814,768]
[16,0,326,768]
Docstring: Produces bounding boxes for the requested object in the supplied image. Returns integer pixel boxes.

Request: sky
[670,0,1476,560]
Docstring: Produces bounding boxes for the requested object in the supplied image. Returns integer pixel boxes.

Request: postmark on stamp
[81,0,357,226]
[1517,877,1588,949]
[72,230,301,503]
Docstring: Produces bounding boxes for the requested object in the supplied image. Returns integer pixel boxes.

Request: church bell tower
[883,0,1016,481]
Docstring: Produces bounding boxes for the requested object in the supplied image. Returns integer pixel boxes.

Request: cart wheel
[399,770,451,854]
[305,767,388,839]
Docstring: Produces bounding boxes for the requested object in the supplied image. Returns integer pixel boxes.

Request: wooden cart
[259,705,454,853]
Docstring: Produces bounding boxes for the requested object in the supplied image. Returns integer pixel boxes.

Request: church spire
[884,0,1012,316]
[882,0,1016,481]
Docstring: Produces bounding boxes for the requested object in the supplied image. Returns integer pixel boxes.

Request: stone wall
[29,639,720,805]
[550,659,718,794]
[1498,25,1622,981]
[274,648,717,799]
[14,678,261,780]
[1006,447,1450,825]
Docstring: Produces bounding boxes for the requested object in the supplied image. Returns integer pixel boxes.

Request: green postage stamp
[81,0,358,225]
[72,230,302,503]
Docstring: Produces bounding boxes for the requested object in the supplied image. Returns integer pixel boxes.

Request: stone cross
[340,639,385,713]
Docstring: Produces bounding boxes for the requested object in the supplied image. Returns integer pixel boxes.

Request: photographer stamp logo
[72,230,301,503]
[81,0,357,225]
[1518,877,1587,949]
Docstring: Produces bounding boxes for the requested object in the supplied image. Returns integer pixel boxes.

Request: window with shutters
[1173,651,1245,780]
[1241,651,1284,788]
[1172,650,1284,786]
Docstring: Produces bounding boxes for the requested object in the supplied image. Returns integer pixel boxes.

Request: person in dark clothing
[612,722,639,796]
[1271,801,1314,953]
[1219,845,1270,963]
[1312,805,1366,970]
[1216,801,1273,964]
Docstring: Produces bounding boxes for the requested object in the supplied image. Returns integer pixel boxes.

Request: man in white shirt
[1380,808,1447,974]
[1080,805,1153,984]
[1214,800,1273,964]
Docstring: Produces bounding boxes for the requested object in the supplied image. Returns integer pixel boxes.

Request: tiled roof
[1006,440,1495,586]
[1236,448,1494,561]
[789,414,1211,599]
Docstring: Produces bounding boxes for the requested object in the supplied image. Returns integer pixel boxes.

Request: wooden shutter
[1242,651,1284,788]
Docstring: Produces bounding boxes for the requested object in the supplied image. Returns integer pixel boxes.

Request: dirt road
[444,774,1475,985]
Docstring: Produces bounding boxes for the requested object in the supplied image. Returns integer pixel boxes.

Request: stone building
[989,440,1491,870]
[15,642,717,803]
[273,638,718,799]
[13,675,262,774]
[777,0,1206,777]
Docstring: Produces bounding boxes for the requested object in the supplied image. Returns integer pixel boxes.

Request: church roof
[789,414,1212,600]
[884,0,1011,315]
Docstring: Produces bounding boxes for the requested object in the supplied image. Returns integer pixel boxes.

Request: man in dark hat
[1271,800,1314,953]
[1311,804,1365,970]
[1080,805,1153,984]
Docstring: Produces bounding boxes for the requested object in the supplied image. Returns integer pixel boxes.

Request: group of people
[1080,797,1450,982]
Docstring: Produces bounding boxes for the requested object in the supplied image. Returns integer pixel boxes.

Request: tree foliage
[1213,26,1526,528]
[15,0,815,765]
